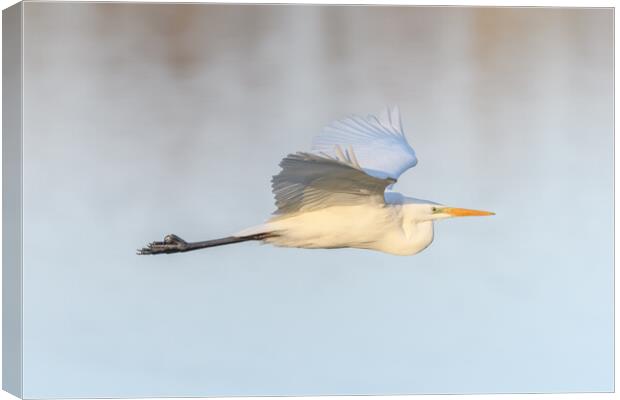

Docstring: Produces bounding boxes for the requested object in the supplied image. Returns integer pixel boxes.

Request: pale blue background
[21,4,612,397]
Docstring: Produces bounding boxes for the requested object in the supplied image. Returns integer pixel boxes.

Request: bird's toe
[137,234,188,255]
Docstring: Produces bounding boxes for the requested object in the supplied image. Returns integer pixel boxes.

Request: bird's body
[239,199,434,256]
[139,106,493,256]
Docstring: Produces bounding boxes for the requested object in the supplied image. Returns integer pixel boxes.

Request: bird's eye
[431,207,437,212]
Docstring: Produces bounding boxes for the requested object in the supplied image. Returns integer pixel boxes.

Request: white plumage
[312,105,418,180]
[237,106,493,256]
[139,106,494,256]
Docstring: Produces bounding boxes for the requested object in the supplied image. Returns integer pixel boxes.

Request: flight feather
[271,152,395,215]
[311,105,418,180]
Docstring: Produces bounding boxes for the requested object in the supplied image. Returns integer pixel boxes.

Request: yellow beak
[443,207,495,217]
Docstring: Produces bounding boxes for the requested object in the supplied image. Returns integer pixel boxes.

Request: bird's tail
[137,232,276,255]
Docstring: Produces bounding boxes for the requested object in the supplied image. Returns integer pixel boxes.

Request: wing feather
[271,152,395,215]
[312,106,418,180]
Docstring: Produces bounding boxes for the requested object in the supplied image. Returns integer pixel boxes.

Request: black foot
[137,234,189,255]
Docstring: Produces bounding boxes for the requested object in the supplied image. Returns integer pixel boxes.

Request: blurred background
[21,4,612,397]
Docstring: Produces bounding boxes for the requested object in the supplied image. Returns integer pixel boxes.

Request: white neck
[401,219,434,255]
[376,204,435,255]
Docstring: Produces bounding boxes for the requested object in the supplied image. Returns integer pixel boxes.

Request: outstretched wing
[271,152,395,215]
[311,106,418,180]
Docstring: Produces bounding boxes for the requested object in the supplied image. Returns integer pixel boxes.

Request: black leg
[137,232,274,255]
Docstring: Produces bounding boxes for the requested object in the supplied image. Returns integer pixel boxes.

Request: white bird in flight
[139,106,494,256]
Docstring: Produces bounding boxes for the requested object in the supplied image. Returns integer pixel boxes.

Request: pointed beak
[442,207,495,217]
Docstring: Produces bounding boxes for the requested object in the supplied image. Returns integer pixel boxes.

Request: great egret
[138,106,494,256]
